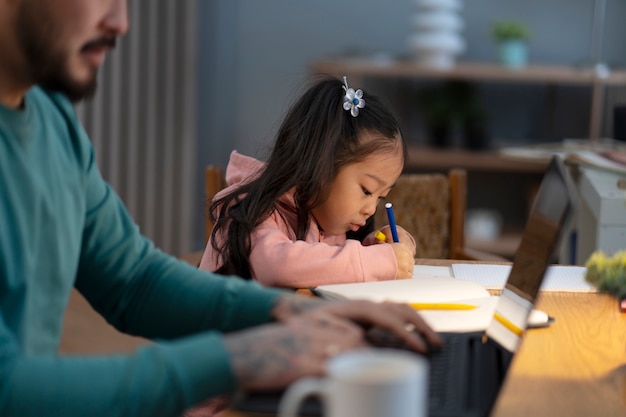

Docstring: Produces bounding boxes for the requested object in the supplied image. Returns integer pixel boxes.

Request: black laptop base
[232,332,513,417]
[429,332,513,417]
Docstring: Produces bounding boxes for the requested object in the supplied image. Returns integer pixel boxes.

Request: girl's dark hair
[210,76,405,278]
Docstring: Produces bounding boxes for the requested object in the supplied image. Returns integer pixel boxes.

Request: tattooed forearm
[227,332,301,383]
[223,298,439,391]
[270,294,328,322]
[224,319,326,390]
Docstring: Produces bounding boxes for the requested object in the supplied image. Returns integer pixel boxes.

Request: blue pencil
[385,202,400,242]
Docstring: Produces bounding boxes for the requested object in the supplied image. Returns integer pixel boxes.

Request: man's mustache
[82,37,117,52]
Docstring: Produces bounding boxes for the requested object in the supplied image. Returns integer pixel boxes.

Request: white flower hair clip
[342,76,365,117]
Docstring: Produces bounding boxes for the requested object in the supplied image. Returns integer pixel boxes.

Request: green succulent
[585,250,626,298]
[491,20,530,42]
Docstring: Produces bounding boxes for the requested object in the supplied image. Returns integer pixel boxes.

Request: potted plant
[585,250,626,300]
[418,81,490,150]
[491,20,530,69]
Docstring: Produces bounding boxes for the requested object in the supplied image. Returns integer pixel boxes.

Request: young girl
[199,76,416,288]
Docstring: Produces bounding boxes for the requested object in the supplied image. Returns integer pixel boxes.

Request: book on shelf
[564,150,626,175]
[499,138,626,175]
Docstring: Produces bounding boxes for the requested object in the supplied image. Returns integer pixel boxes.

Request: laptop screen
[486,156,574,352]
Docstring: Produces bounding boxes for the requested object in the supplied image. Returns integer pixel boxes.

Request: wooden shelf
[467,230,523,259]
[312,58,626,86]
[406,146,549,173]
[311,57,626,139]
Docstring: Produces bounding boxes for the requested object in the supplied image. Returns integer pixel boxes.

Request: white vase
[408,0,465,69]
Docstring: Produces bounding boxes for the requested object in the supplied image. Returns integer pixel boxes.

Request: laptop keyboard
[429,334,465,411]
[232,329,512,417]
[365,328,465,402]
[365,327,506,417]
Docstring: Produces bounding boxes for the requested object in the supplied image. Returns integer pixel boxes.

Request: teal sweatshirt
[0,87,286,417]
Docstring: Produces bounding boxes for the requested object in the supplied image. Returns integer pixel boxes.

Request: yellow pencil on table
[409,302,477,311]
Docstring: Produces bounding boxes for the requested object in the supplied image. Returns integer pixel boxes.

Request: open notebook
[313,272,550,333]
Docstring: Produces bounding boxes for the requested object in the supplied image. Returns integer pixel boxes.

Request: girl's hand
[394,228,416,254]
[363,226,416,253]
[362,229,387,246]
[391,243,414,279]
[363,227,397,245]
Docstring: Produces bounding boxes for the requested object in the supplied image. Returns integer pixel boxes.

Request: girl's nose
[362,200,377,217]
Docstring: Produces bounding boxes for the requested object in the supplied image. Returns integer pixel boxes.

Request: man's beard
[14,4,104,102]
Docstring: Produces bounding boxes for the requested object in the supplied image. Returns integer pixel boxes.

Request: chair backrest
[374,169,467,259]
[204,165,227,243]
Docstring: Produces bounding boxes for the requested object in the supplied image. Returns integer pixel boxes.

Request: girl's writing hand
[380,226,416,255]
[362,227,415,257]
[391,242,414,279]
[362,229,387,245]
[395,228,417,256]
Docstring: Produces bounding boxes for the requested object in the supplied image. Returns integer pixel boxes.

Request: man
[0,1,440,416]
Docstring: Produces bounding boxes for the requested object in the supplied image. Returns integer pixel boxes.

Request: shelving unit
[312,57,626,139]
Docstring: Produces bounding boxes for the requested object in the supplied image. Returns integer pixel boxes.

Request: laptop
[231,155,576,417]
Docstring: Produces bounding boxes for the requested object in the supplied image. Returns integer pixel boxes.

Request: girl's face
[311,145,403,236]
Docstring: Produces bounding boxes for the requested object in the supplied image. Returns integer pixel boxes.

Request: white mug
[278,348,429,417]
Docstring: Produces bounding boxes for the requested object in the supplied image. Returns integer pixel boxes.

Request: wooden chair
[374,169,506,261]
[179,165,226,267]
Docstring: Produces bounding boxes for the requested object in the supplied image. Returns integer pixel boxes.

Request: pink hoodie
[199,151,415,288]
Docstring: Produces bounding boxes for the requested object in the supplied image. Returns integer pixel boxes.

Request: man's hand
[226,296,442,391]
[224,312,365,391]
[271,295,442,353]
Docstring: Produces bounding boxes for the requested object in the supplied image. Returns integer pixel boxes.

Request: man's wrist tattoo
[271,294,326,321]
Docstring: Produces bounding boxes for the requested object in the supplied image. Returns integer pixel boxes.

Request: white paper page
[451,264,596,292]
[315,277,491,332]
[315,276,490,304]
[418,296,497,332]
[412,265,452,278]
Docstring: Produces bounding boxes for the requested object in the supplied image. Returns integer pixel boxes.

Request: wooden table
[490,291,626,416]
[430,259,626,417]
[226,259,626,417]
